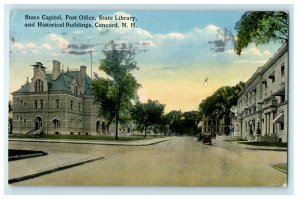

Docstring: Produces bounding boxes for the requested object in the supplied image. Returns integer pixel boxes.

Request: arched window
[74,86,78,95]
[53,119,60,128]
[34,79,43,92]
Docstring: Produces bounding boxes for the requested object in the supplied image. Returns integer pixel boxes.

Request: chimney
[32,62,46,75]
[52,60,61,80]
[80,65,86,94]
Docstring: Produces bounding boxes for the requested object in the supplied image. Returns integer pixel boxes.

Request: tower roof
[31,62,46,69]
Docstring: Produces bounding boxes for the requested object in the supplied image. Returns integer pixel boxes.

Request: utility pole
[90,50,92,79]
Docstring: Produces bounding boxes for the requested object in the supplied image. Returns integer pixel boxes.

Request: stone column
[266,113,269,136]
[270,112,274,135]
[263,113,267,136]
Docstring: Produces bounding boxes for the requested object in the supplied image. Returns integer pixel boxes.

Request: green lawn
[272,163,288,173]
[9,134,149,141]
[238,141,287,148]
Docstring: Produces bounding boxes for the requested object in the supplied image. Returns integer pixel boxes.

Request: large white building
[237,44,288,142]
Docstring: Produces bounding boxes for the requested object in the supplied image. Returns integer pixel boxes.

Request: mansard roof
[14,70,92,96]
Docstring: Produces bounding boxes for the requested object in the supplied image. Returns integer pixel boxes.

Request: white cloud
[11,42,52,51]
[167,32,186,40]
[192,24,222,34]
[135,28,153,38]
[49,33,69,49]
[25,42,37,49]
[155,32,186,40]
[262,50,271,56]
[225,49,236,55]
[242,46,273,58]
[204,24,221,33]
[246,47,262,56]
[41,43,52,50]
[12,42,24,49]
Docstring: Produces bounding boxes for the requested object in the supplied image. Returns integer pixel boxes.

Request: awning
[257,99,265,104]
[263,95,275,102]
[271,85,285,96]
[272,113,284,123]
[257,96,274,104]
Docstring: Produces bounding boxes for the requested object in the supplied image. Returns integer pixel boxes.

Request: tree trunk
[106,121,111,135]
[115,108,119,140]
[115,87,121,140]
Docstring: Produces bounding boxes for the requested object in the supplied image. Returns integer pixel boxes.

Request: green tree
[181,111,200,135]
[91,78,118,133]
[199,82,244,135]
[164,110,183,136]
[97,40,140,140]
[130,99,165,138]
[235,11,288,55]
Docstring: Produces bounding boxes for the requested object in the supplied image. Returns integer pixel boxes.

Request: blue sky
[9,10,282,112]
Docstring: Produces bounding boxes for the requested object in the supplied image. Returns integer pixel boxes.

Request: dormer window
[281,63,285,77]
[74,86,78,95]
[34,79,43,92]
[268,72,275,83]
[262,80,267,89]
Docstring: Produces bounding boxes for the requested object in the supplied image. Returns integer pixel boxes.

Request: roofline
[238,43,288,98]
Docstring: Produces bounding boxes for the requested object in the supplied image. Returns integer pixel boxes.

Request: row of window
[15,98,82,111]
[14,116,82,127]
[203,120,221,126]
[15,114,26,123]
[238,62,286,108]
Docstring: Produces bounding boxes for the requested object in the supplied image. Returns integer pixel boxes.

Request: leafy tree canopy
[93,40,140,139]
[234,11,288,55]
[130,99,165,138]
[199,81,245,119]
[91,78,118,128]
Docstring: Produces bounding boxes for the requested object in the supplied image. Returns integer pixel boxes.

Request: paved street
[9,137,287,186]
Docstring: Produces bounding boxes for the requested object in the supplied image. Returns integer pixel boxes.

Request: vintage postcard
[8,9,288,187]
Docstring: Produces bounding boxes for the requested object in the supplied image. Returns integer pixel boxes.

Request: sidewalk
[9,137,172,146]
[212,139,287,151]
[9,152,104,184]
[8,137,172,184]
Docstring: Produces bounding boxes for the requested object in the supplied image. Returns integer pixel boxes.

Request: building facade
[12,60,114,136]
[198,117,225,136]
[237,44,288,142]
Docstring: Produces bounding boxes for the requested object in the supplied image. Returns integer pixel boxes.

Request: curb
[9,138,172,146]
[8,156,104,184]
[245,147,287,151]
[270,164,288,174]
[9,152,47,161]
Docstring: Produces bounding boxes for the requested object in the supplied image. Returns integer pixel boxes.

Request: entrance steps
[261,134,278,142]
[24,129,42,136]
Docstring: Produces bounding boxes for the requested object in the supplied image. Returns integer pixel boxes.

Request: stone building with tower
[11,60,114,136]
[236,44,288,142]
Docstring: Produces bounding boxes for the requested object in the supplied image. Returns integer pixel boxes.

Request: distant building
[11,60,115,136]
[198,117,225,136]
[237,44,288,142]
[230,106,241,137]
